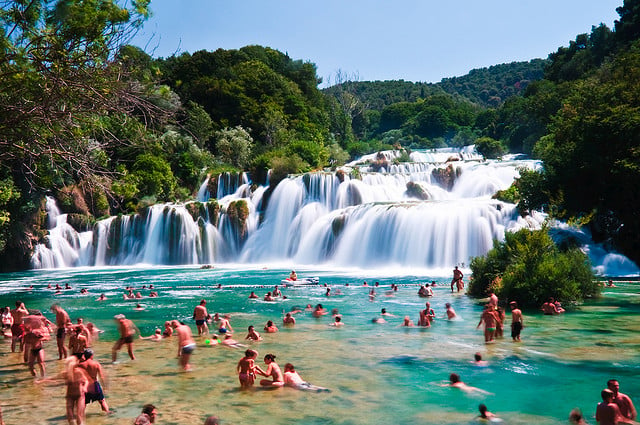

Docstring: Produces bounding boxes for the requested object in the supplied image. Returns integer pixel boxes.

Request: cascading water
[30,148,640,275]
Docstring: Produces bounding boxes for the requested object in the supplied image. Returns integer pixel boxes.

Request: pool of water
[1,266,639,424]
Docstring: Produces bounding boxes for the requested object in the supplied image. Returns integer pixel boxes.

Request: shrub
[468,227,599,309]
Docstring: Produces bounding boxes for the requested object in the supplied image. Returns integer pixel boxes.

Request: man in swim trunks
[112,314,138,362]
[451,266,463,292]
[23,325,46,377]
[51,304,71,359]
[607,379,637,420]
[172,320,196,371]
[10,301,28,353]
[218,314,233,334]
[192,299,209,336]
[596,388,626,425]
[79,348,110,414]
[510,301,523,341]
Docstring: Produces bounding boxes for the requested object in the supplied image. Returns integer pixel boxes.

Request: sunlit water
[1,266,639,425]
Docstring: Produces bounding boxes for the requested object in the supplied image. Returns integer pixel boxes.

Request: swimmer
[472,353,488,367]
[246,325,263,341]
[400,316,414,327]
[330,316,344,327]
[257,353,284,387]
[283,363,330,392]
[607,379,637,420]
[139,329,164,341]
[596,388,625,425]
[263,320,278,333]
[96,294,107,301]
[248,291,259,299]
[381,308,396,317]
[221,333,244,348]
[478,404,499,421]
[445,303,456,320]
[541,297,561,315]
[447,373,492,395]
[283,313,296,326]
[264,292,274,301]
[218,314,233,334]
[312,304,327,318]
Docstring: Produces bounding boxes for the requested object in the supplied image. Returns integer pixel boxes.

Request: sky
[131,0,623,87]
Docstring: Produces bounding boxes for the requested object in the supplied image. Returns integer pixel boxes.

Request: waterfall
[30,147,639,275]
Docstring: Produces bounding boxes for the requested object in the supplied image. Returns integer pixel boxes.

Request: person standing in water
[451,266,463,292]
[79,348,110,415]
[51,304,71,360]
[607,379,637,421]
[192,299,210,336]
[172,320,196,371]
[111,314,138,362]
[510,301,523,342]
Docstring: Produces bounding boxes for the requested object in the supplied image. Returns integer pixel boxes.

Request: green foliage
[468,228,599,309]
[214,126,254,168]
[285,140,329,170]
[130,154,176,200]
[0,178,21,252]
[475,137,506,159]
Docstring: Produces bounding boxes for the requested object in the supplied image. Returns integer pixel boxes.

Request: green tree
[214,126,254,169]
[475,136,506,159]
[468,228,598,309]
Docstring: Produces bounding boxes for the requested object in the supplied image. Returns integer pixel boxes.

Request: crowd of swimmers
[1,270,636,424]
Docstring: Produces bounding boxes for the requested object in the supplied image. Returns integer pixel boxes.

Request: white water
[31,148,640,276]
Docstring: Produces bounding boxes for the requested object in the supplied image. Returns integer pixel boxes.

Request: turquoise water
[1,266,639,425]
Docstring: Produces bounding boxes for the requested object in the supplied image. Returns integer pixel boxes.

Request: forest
[1,0,640,271]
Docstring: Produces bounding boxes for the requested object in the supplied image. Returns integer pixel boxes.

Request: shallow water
[0,266,639,425]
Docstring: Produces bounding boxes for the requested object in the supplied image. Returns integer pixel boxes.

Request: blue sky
[132,0,622,86]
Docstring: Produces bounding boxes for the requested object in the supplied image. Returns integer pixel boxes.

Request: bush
[468,227,599,309]
[475,136,507,159]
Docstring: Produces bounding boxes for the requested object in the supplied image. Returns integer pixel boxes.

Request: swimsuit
[487,327,496,332]
[119,335,134,344]
[511,322,523,338]
[195,319,206,326]
[181,343,196,355]
[56,327,66,339]
[86,381,105,403]
[239,372,255,384]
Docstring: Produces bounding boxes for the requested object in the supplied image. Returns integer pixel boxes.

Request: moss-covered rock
[206,200,220,227]
[226,200,250,239]
[432,163,458,191]
[406,181,430,200]
[66,213,96,232]
[335,169,346,183]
